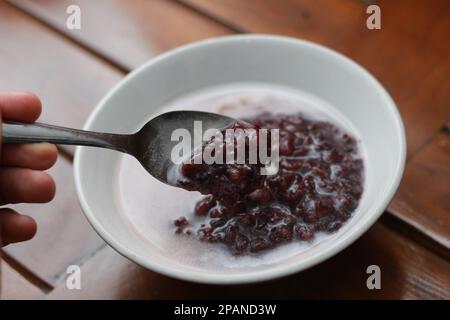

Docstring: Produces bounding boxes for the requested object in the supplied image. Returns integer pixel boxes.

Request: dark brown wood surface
[178,0,450,154]
[10,0,233,71]
[46,223,449,300]
[0,0,449,299]
[9,0,450,248]
[0,0,123,155]
[390,132,450,248]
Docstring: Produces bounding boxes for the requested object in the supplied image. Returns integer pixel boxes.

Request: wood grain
[47,223,450,300]
[181,0,366,43]
[180,0,450,157]
[0,1,120,288]
[332,0,450,159]
[0,0,447,300]
[2,154,105,286]
[0,1,123,155]
[9,0,233,71]
[1,261,43,299]
[389,132,450,248]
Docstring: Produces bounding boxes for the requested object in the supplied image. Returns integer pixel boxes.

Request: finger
[1,143,58,170]
[0,208,37,246]
[0,168,56,205]
[0,92,42,122]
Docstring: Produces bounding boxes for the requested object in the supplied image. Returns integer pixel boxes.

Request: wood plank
[3,154,106,286]
[1,261,43,299]
[331,0,450,158]
[9,0,233,71]
[180,0,450,157]
[0,1,123,129]
[0,1,123,155]
[181,0,366,44]
[389,132,450,248]
[47,223,450,300]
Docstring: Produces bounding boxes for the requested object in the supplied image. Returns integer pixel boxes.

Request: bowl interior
[75,35,405,284]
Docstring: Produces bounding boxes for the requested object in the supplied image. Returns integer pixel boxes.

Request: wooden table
[1,0,449,299]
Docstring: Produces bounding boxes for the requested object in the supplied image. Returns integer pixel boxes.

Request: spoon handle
[2,122,131,153]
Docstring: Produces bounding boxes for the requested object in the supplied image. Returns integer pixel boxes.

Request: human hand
[0,92,57,247]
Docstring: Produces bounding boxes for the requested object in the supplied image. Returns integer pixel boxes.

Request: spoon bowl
[132,111,235,184]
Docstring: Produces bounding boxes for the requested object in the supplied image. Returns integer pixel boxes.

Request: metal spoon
[2,110,236,185]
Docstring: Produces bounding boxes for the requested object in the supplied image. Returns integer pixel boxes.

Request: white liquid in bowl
[117,84,365,270]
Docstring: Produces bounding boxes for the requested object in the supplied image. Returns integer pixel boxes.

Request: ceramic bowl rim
[74,34,407,284]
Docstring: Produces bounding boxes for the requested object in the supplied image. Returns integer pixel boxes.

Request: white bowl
[74,35,406,284]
